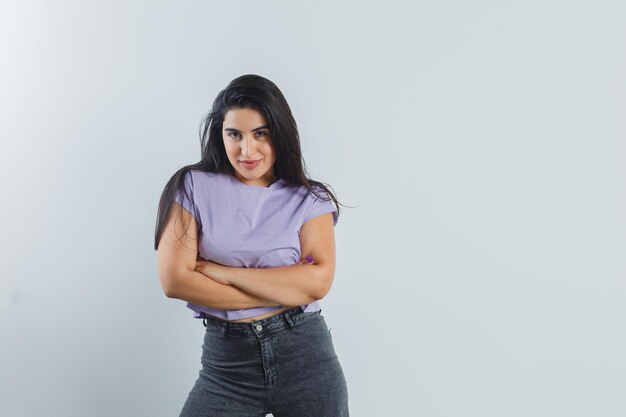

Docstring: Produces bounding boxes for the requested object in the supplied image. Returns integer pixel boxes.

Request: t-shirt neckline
[226,173,285,190]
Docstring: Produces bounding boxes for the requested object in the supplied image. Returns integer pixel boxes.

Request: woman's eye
[228,131,268,139]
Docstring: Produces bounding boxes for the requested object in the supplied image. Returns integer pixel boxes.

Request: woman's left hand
[195,256,230,285]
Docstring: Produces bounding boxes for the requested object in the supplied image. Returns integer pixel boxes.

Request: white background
[1,1,625,416]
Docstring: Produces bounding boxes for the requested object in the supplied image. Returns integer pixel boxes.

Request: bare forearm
[223,263,324,306]
[167,270,282,310]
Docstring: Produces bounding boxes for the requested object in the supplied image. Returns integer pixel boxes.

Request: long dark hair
[154,74,343,250]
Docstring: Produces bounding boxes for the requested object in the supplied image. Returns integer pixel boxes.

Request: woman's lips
[240,160,261,169]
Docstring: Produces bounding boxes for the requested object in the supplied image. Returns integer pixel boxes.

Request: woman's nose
[240,135,256,156]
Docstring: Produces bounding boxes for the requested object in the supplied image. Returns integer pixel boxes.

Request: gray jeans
[179,306,350,417]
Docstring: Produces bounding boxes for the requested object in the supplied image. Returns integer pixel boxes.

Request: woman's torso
[176,170,336,321]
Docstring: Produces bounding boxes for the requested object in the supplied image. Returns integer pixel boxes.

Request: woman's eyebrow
[224,125,269,132]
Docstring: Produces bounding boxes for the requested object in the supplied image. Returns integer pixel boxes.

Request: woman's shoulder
[186,169,224,183]
[282,181,329,198]
[181,170,229,196]
[187,169,221,177]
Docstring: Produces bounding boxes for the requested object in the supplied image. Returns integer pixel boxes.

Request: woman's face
[222,107,277,187]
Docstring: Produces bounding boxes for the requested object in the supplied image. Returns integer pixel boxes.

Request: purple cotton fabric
[173,170,338,320]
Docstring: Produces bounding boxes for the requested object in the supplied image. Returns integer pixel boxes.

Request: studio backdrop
[1,1,625,416]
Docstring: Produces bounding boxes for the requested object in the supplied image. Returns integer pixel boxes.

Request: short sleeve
[173,171,202,228]
[302,187,338,227]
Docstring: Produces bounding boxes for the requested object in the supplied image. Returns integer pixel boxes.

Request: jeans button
[256,324,263,331]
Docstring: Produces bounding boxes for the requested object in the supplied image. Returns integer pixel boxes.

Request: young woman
[154,74,349,416]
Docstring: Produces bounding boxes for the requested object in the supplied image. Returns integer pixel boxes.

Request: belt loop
[202,317,227,335]
[284,308,299,330]
[219,321,228,335]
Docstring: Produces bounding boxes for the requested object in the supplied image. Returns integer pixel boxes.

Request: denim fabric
[178,306,349,417]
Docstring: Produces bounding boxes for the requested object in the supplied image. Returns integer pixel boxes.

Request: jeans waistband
[202,306,322,336]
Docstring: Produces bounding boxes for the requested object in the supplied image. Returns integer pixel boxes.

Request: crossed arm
[194,211,336,307]
[158,205,336,310]
[193,255,320,307]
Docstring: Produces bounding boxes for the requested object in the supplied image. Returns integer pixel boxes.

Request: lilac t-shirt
[173,170,338,320]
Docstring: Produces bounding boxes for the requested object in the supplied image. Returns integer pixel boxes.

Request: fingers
[300,255,315,264]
